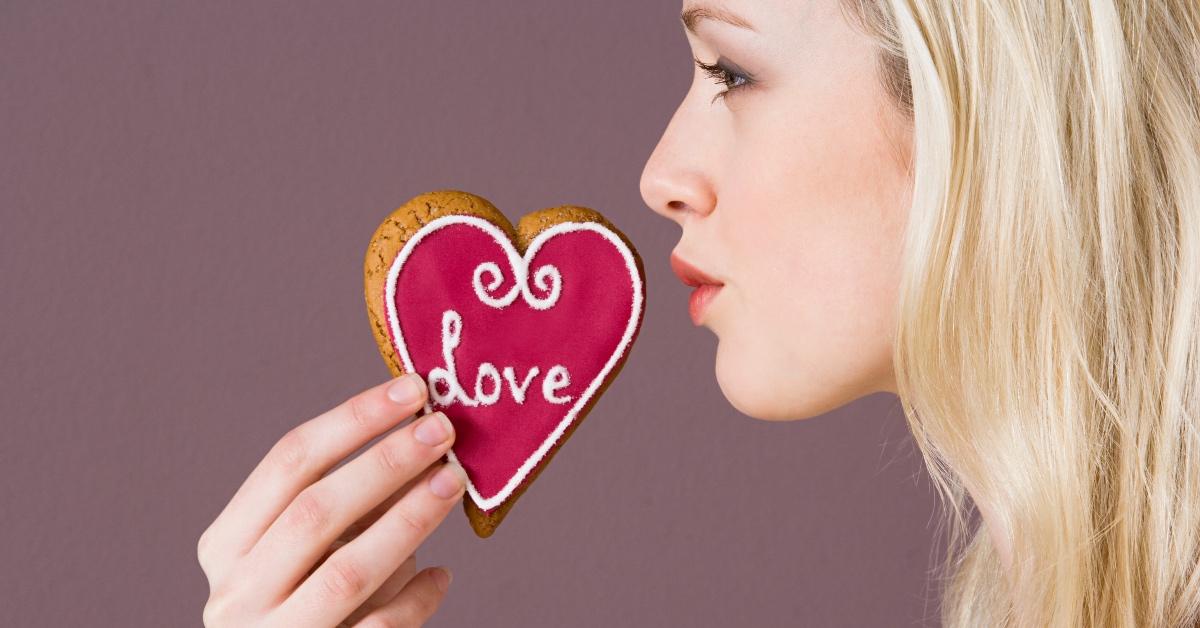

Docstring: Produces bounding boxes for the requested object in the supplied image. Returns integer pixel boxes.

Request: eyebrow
[680,5,758,35]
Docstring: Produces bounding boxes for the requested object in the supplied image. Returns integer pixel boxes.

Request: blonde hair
[840,0,1200,625]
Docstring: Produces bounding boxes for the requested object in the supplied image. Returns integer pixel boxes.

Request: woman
[198,0,1200,625]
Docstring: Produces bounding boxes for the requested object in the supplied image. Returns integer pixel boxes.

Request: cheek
[711,137,907,418]
[713,216,899,419]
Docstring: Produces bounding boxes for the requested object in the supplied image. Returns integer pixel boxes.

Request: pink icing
[383,216,643,512]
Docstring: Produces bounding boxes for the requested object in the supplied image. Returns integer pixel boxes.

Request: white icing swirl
[471,260,561,310]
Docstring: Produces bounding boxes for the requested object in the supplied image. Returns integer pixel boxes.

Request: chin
[712,336,867,422]
[713,338,799,421]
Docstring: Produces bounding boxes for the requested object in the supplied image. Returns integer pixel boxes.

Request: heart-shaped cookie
[363,190,646,537]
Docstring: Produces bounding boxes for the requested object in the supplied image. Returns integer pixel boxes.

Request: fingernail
[429,462,467,499]
[413,412,452,446]
[432,566,453,592]
[386,374,425,405]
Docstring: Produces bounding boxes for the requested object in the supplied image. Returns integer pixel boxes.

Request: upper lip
[669,252,724,288]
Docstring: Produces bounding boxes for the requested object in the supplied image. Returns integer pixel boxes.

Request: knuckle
[201,601,222,627]
[281,488,330,535]
[391,503,431,536]
[373,436,414,476]
[270,428,309,473]
[197,528,221,575]
[347,392,384,431]
[202,591,240,627]
[196,527,212,562]
[320,557,370,602]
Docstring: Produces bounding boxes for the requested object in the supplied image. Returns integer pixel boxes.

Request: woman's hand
[197,374,467,627]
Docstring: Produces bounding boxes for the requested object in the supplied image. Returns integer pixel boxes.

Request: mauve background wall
[1,1,949,626]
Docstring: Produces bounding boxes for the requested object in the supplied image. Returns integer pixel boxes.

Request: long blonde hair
[840,0,1200,625]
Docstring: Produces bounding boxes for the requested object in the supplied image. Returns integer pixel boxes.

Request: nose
[638,104,717,226]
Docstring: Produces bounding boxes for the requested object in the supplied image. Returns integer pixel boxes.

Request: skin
[640,0,913,420]
[643,0,1017,578]
[197,374,466,626]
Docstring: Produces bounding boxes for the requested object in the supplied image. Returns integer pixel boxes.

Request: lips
[669,252,724,326]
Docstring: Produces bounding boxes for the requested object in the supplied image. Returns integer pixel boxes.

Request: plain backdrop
[1,1,952,626]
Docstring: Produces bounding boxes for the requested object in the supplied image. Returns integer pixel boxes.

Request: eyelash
[694,57,754,104]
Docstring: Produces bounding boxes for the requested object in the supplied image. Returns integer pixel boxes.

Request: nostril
[667,200,686,211]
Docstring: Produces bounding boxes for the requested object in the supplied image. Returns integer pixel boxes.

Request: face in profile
[640,0,913,420]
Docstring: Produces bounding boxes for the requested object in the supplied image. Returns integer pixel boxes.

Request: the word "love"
[427,309,573,408]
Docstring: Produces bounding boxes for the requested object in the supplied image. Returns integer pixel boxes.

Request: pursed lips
[669,251,725,326]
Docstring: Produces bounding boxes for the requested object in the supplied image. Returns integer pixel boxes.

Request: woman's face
[640,0,913,420]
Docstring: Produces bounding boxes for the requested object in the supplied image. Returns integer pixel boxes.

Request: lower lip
[688,284,723,326]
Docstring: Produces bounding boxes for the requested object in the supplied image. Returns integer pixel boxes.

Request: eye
[694,56,755,104]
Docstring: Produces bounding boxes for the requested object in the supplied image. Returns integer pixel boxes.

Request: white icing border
[383,214,644,512]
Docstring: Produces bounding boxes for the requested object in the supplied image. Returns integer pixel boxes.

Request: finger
[352,567,452,627]
[271,461,467,626]
[244,410,455,601]
[299,482,418,583]
[368,554,420,611]
[350,475,420,534]
[340,554,418,626]
[198,374,428,575]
